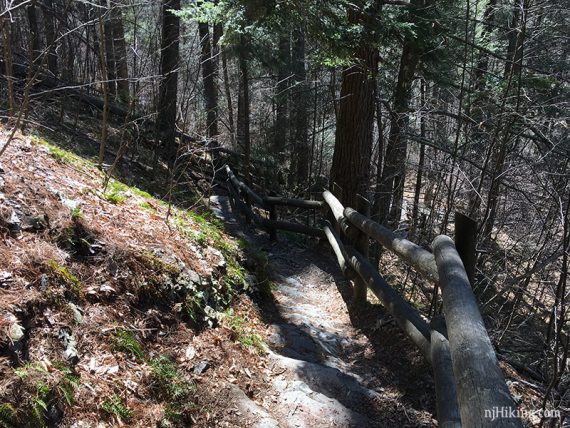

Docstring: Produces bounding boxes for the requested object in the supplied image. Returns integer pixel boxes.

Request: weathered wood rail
[223,165,522,428]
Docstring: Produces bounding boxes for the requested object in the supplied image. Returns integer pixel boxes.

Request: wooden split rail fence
[224,165,522,428]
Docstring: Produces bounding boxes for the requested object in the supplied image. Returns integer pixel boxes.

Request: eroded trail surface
[210,195,436,427]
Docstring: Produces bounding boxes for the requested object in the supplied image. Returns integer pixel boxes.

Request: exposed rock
[224,384,280,428]
[193,360,210,375]
[21,214,49,231]
[59,328,79,364]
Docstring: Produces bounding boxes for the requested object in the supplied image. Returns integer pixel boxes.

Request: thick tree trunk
[198,22,219,138]
[329,5,379,208]
[157,0,181,167]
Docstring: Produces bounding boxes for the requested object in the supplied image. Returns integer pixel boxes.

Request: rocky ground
[208,195,437,427]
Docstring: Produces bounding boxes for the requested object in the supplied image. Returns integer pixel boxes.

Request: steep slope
[0,126,271,427]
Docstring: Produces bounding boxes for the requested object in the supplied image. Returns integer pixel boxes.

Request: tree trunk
[2,17,15,115]
[218,23,236,146]
[329,5,379,208]
[102,1,117,97]
[198,22,219,138]
[237,39,251,181]
[97,13,109,167]
[273,34,290,160]
[374,42,419,226]
[112,7,130,103]
[411,80,427,237]
[41,0,58,76]
[474,0,497,93]
[26,0,41,64]
[157,0,181,167]
[374,0,433,227]
[480,0,527,241]
[290,27,309,186]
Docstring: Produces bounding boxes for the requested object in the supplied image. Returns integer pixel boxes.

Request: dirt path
[210,195,437,427]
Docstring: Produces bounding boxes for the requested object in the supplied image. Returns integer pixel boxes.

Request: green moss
[107,179,153,199]
[46,260,83,299]
[32,136,92,167]
[104,191,128,205]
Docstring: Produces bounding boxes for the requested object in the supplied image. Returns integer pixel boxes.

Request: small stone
[68,303,83,324]
[193,360,210,375]
[7,314,24,342]
[185,345,196,361]
[59,328,79,364]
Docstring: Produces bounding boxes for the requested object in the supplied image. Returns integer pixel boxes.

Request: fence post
[352,195,370,305]
[455,212,477,285]
[430,315,461,428]
[433,235,522,428]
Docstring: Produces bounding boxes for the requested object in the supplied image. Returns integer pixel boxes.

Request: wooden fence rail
[223,165,522,428]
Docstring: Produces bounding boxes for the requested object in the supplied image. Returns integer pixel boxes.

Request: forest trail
[209,195,436,427]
